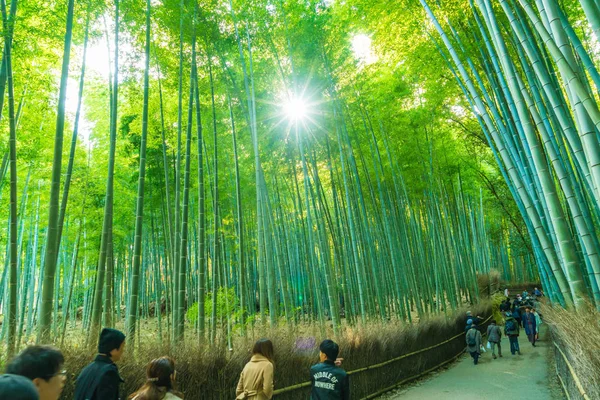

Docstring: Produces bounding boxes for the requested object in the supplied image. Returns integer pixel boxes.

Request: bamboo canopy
[420,0,600,309]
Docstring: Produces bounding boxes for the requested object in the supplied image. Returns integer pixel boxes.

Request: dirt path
[379,324,564,400]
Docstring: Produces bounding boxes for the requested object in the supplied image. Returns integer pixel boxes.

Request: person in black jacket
[74,328,126,400]
[310,340,350,400]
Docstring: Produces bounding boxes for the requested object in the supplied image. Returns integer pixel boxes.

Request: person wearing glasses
[74,328,126,400]
[129,357,183,400]
[5,345,66,400]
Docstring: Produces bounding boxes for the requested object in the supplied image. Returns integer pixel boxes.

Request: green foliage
[186,287,241,325]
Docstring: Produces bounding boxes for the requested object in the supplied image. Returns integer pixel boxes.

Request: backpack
[505,319,516,333]
[467,329,477,346]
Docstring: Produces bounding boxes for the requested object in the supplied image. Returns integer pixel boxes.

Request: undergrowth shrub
[542,303,600,400]
[54,302,491,399]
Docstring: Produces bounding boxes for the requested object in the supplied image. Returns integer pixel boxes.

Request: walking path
[380,324,564,399]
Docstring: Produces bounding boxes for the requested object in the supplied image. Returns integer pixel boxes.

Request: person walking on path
[465,323,483,365]
[310,339,350,400]
[511,302,522,327]
[236,339,274,400]
[464,318,473,333]
[504,312,522,355]
[5,346,66,400]
[499,298,511,313]
[532,307,542,341]
[129,357,182,400]
[74,328,126,400]
[486,320,502,359]
[523,307,537,346]
[0,374,40,400]
[465,311,481,325]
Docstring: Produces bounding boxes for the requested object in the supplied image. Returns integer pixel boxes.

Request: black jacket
[74,355,123,400]
[310,360,350,400]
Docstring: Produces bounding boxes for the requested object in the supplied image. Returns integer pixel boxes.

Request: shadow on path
[379,324,564,400]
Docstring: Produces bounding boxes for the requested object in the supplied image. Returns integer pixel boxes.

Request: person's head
[0,374,39,400]
[5,346,65,400]
[466,311,472,317]
[535,287,538,291]
[525,307,531,313]
[252,339,274,362]
[532,308,537,313]
[466,319,473,326]
[491,320,496,325]
[319,339,339,363]
[98,328,126,362]
[128,357,181,400]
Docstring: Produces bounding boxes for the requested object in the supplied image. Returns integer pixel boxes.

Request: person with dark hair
[486,320,502,359]
[0,374,40,400]
[465,323,482,365]
[499,298,511,313]
[511,301,523,327]
[523,306,537,346]
[236,339,274,399]
[74,328,126,400]
[310,339,349,400]
[504,312,522,355]
[5,345,66,400]
[129,357,182,400]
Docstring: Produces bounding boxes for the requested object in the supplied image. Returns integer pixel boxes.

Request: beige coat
[235,355,274,400]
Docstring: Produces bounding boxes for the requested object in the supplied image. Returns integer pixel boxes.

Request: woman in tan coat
[236,339,274,400]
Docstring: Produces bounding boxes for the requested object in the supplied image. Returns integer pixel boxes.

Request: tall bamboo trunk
[90,0,119,340]
[126,0,151,343]
[38,0,74,342]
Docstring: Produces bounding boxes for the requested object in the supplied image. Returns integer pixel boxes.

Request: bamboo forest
[1,0,600,397]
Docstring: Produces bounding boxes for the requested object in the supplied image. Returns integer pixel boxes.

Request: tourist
[310,339,350,400]
[465,323,482,365]
[5,345,66,400]
[504,287,509,297]
[74,328,126,400]
[464,318,473,333]
[236,339,274,399]
[532,307,542,340]
[511,301,522,327]
[486,320,502,359]
[0,374,39,400]
[465,310,481,325]
[534,287,543,297]
[523,307,537,346]
[504,312,522,355]
[129,357,182,400]
[499,298,511,312]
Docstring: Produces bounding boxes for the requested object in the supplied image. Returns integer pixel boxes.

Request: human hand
[335,358,344,366]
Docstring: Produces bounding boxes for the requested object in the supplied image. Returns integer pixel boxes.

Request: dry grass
[541,302,600,400]
[476,269,503,298]
[53,302,491,399]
